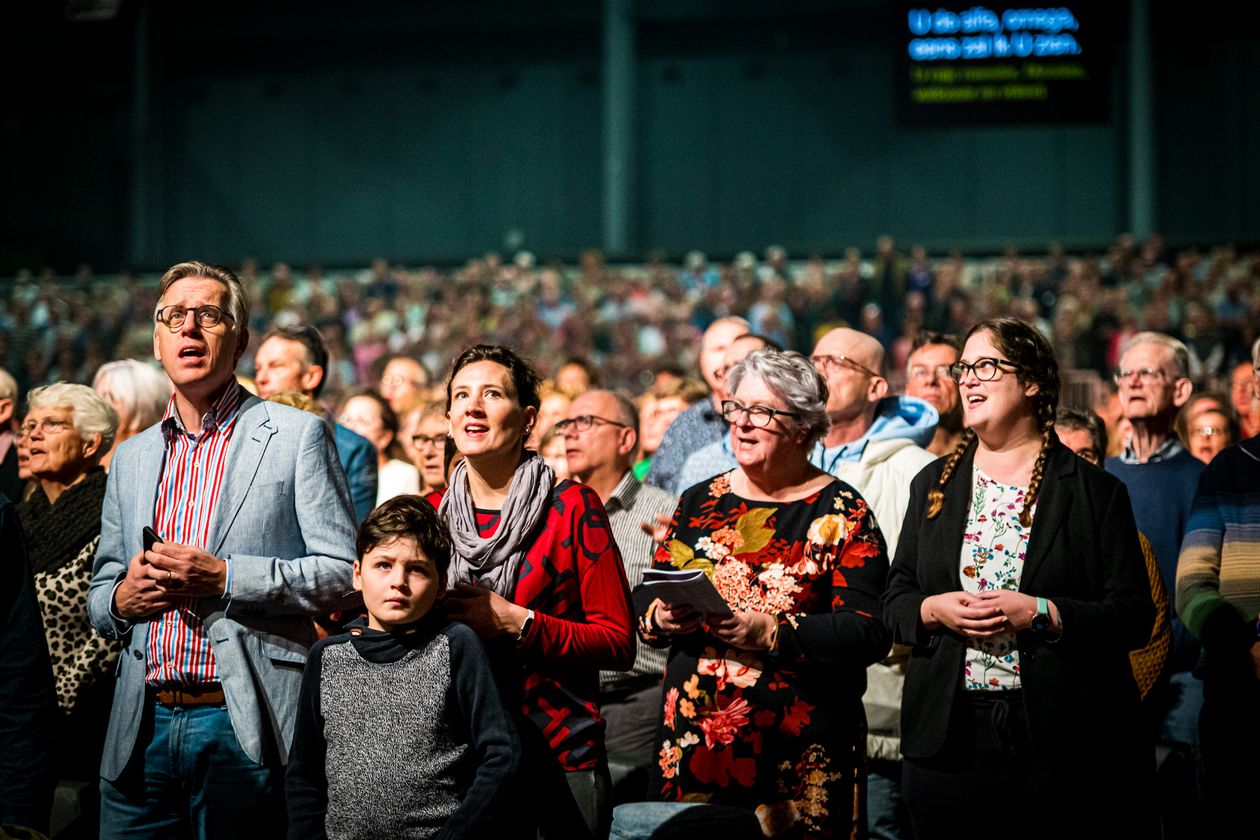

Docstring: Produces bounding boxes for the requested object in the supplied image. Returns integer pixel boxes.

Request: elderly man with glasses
[1104,331,1206,823]
[808,326,939,840]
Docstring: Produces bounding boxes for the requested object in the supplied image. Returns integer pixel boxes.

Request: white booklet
[640,568,733,616]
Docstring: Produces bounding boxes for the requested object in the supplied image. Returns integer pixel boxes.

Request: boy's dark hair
[355,495,452,583]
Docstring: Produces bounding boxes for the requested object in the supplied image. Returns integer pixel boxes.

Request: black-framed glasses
[410,433,447,449]
[810,354,880,379]
[1190,426,1223,439]
[155,304,234,331]
[908,364,953,384]
[553,415,629,434]
[720,399,800,428]
[948,357,1020,384]
[1112,367,1169,386]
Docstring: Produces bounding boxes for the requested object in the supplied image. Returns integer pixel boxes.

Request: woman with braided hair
[883,318,1156,837]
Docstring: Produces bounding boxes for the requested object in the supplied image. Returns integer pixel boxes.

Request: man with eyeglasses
[560,389,678,803]
[904,332,963,456]
[1104,331,1205,805]
[1176,335,1260,834]
[809,327,938,840]
[378,354,430,417]
[253,325,378,523]
[87,261,357,839]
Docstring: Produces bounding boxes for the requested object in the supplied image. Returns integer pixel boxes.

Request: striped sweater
[1175,436,1260,668]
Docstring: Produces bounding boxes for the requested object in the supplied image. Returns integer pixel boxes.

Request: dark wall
[2,1,1256,275]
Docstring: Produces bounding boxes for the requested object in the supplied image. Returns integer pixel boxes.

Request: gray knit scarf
[439,451,555,597]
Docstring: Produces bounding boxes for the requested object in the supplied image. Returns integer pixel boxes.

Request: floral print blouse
[960,468,1034,692]
[639,471,890,838]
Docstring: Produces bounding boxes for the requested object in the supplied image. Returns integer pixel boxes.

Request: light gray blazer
[88,395,359,780]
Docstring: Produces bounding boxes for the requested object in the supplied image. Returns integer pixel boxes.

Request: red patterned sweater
[454,480,636,771]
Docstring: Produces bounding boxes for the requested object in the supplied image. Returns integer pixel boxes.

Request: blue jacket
[334,422,378,523]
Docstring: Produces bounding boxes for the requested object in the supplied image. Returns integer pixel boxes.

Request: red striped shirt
[145,383,245,686]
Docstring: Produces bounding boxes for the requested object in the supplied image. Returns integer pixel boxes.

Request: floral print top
[960,467,1035,692]
[639,471,890,838]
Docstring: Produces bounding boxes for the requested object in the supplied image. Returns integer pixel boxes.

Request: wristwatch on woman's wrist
[516,608,535,642]
[1031,597,1052,634]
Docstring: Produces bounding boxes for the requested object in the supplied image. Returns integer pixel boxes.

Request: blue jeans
[1159,670,1204,754]
[868,759,912,839]
[99,702,284,840]
[611,802,762,839]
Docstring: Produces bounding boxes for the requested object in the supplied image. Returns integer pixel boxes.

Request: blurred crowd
[3,234,1256,407]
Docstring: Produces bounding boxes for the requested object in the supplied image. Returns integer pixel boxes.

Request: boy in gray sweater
[286,495,520,840]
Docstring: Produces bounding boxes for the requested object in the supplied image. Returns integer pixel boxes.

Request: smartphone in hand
[143,525,163,556]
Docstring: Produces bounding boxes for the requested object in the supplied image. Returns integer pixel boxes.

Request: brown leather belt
[150,684,226,706]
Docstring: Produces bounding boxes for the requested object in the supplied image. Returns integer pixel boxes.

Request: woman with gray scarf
[439,344,635,840]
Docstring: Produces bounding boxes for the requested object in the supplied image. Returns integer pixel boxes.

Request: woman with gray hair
[625,348,891,838]
[92,359,172,469]
[17,382,122,788]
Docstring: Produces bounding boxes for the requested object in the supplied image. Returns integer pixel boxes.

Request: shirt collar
[605,470,641,514]
[1118,435,1184,465]
[162,381,245,440]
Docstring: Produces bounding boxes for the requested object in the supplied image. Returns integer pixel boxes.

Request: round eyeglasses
[948,357,1020,384]
[155,304,233,331]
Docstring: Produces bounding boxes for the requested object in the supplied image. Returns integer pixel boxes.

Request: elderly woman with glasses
[18,382,123,784]
[883,318,1155,837]
[630,348,891,838]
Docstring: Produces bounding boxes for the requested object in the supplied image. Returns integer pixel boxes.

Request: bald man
[809,327,938,840]
[644,316,749,496]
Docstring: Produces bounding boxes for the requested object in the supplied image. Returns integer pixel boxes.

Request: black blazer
[883,442,1154,763]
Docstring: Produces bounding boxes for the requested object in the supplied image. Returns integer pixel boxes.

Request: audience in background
[632,375,706,481]
[91,360,172,470]
[254,325,378,521]
[377,354,430,418]
[0,367,20,499]
[403,399,451,497]
[337,388,420,507]
[904,332,963,456]
[1175,392,1239,465]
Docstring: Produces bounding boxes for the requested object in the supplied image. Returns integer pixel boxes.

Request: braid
[925,429,975,520]
[1020,416,1055,527]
